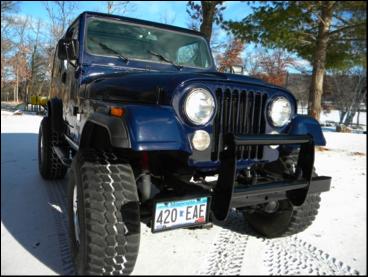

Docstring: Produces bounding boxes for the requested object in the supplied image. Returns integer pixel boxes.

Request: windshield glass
[86,18,213,69]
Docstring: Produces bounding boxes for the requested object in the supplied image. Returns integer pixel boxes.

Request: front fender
[287,115,326,146]
[80,112,131,148]
[124,105,192,152]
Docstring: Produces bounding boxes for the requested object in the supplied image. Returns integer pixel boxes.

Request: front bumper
[211,133,331,221]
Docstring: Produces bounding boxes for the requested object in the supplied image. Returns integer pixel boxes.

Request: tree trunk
[25,85,29,111]
[107,1,113,14]
[308,2,334,121]
[30,45,36,96]
[344,91,365,126]
[339,111,347,124]
[343,77,366,126]
[16,66,19,103]
[200,1,220,41]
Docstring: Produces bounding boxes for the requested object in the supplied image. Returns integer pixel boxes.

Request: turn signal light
[110,107,125,117]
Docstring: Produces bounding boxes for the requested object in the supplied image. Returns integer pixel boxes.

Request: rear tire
[242,152,322,238]
[38,117,67,179]
[67,149,140,275]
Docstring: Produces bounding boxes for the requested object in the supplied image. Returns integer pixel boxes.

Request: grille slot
[211,88,267,161]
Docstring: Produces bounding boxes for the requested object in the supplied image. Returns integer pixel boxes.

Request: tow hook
[264,201,279,213]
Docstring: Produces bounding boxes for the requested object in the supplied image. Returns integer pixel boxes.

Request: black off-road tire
[243,193,321,238]
[38,117,67,179]
[242,152,321,238]
[68,149,140,275]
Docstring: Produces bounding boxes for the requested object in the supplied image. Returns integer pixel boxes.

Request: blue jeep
[38,11,331,275]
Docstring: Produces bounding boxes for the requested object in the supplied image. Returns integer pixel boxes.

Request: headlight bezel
[183,87,216,126]
[267,96,292,127]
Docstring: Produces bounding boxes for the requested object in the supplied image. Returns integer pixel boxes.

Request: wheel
[242,193,321,238]
[38,117,67,179]
[67,149,141,275]
[242,152,321,238]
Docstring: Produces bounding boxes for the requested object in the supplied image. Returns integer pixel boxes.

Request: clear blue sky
[17,1,250,28]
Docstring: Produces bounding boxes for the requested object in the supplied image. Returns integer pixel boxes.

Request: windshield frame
[84,16,214,70]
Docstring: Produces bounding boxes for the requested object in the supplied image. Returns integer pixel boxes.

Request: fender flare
[47,97,65,134]
[287,115,326,146]
[80,112,131,149]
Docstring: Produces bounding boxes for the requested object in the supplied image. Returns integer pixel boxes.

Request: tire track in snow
[264,236,360,275]
[46,178,75,275]
[198,210,250,275]
[199,210,361,275]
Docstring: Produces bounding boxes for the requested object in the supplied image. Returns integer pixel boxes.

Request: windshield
[86,18,213,69]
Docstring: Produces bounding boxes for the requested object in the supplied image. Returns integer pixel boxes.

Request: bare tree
[27,19,49,101]
[216,39,244,72]
[286,74,310,113]
[1,1,18,15]
[1,1,18,93]
[43,1,79,98]
[8,16,31,102]
[44,1,79,44]
[331,68,366,125]
[327,68,366,125]
[243,49,261,76]
[105,1,133,15]
[243,49,296,87]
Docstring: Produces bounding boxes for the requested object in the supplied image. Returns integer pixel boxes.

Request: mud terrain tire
[243,193,321,238]
[38,117,67,179]
[68,149,140,275]
[243,152,321,238]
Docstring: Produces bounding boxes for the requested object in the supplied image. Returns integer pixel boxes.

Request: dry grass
[316,146,331,152]
[351,151,366,156]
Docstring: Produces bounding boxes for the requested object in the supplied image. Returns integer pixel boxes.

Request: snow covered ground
[299,108,367,134]
[1,109,366,275]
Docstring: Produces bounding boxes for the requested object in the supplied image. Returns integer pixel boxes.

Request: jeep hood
[83,70,282,105]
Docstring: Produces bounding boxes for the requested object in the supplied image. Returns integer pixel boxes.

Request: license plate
[152,197,210,232]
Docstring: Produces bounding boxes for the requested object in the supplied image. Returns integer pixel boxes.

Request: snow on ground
[319,110,367,127]
[1,110,366,275]
[297,108,367,127]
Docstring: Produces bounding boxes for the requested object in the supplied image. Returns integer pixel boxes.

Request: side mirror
[57,38,78,61]
[57,39,67,60]
[230,65,244,75]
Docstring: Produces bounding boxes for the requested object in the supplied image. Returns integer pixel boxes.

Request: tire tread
[69,149,140,275]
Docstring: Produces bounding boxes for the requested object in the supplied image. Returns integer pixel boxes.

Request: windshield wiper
[96,41,129,64]
[147,50,183,71]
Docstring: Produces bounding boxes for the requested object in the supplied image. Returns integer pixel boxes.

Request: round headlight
[184,88,215,125]
[268,97,292,127]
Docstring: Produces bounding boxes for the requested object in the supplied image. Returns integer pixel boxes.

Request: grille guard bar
[211,133,331,221]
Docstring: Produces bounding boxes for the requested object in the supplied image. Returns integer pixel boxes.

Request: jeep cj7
[38,12,331,275]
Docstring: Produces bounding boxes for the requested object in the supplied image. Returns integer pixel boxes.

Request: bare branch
[105,1,132,15]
